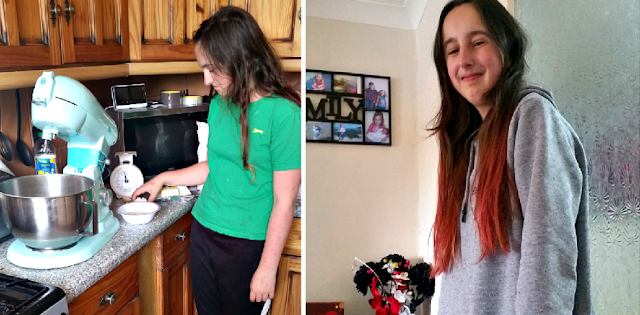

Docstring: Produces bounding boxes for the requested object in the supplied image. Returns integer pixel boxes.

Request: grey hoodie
[438,86,594,315]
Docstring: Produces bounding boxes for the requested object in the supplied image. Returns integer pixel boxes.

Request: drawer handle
[99,292,116,306]
[175,232,187,241]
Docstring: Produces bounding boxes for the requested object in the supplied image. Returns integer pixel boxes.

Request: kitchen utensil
[110,151,144,199]
[0,159,13,177]
[116,201,160,224]
[160,90,181,107]
[0,174,99,250]
[0,122,12,161]
[0,165,14,243]
[15,89,33,166]
[261,298,271,315]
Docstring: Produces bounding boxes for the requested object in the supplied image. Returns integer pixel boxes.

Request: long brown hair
[429,0,528,277]
[194,6,300,176]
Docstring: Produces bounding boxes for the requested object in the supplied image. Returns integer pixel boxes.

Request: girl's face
[315,74,322,80]
[442,3,503,111]
[379,90,385,96]
[195,44,233,96]
[374,115,383,126]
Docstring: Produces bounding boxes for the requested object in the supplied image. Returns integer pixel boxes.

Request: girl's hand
[131,175,164,201]
[249,265,277,303]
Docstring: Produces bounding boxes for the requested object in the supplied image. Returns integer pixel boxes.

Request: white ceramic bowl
[116,201,160,224]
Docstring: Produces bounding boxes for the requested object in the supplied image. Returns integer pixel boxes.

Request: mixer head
[31,72,118,173]
[31,71,117,149]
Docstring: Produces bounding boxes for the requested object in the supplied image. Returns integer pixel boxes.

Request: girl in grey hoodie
[429,0,594,314]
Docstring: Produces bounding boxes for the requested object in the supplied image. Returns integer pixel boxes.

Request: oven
[0,273,68,314]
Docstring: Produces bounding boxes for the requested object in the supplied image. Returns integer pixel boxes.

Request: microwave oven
[106,104,209,180]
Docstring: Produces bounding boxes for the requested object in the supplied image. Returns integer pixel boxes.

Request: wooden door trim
[0,59,300,89]
[3,0,20,46]
[128,0,142,60]
[93,0,104,45]
[0,46,54,68]
[282,217,301,257]
[161,248,191,314]
[60,0,76,63]
[272,256,302,315]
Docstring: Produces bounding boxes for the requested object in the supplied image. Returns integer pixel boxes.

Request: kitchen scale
[6,71,120,269]
[110,151,144,199]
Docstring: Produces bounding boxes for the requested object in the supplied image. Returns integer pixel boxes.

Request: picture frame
[305,71,332,92]
[306,69,391,146]
[306,121,332,141]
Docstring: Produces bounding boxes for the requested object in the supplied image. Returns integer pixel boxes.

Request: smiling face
[195,44,233,97]
[442,3,503,115]
[374,114,383,127]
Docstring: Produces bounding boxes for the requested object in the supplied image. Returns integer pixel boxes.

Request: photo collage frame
[305,69,391,146]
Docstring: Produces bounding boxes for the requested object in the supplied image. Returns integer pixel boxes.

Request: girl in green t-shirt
[132,6,301,314]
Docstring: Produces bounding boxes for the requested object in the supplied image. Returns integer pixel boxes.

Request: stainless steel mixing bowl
[0,174,98,250]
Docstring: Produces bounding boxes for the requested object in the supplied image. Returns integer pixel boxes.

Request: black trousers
[190,218,266,315]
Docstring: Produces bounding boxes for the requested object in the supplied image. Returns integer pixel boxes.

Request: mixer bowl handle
[80,200,99,236]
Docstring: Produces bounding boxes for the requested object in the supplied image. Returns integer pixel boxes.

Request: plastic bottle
[34,138,57,174]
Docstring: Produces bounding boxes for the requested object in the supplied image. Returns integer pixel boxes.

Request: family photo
[364,77,390,110]
[332,123,363,142]
[306,121,332,141]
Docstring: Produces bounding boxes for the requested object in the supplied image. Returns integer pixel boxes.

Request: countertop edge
[0,198,196,302]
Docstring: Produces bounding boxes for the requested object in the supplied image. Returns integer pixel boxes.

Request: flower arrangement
[353,254,435,315]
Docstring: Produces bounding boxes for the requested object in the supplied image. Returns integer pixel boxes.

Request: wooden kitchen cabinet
[0,0,128,69]
[69,253,141,315]
[138,214,301,315]
[138,212,194,315]
[272,255,302,315]
[272,217,302,315]
[128,0,301,61]
[119,296,142,315]
[59,0,130,64]
[0,0,63,68]
[231,0,302,58]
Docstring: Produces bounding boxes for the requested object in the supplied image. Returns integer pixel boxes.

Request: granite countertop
[0,197,196,303]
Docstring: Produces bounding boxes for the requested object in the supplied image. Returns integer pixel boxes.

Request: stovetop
[0,273,66,315]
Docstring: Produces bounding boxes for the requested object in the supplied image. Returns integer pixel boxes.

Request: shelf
[0,59,301,90]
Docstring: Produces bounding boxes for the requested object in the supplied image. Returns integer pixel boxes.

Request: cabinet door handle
[175,232,187,241]
[49,0,62,26]
[64,0,75,25]
[98,292,116,306]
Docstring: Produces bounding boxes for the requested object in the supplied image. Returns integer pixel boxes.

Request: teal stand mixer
[6,71,120,269]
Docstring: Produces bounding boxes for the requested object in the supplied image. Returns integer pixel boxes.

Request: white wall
[413,0,450,313]
[305,17,421,314]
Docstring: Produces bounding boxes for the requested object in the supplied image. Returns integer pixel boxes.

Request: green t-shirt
[191,94,300,240]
